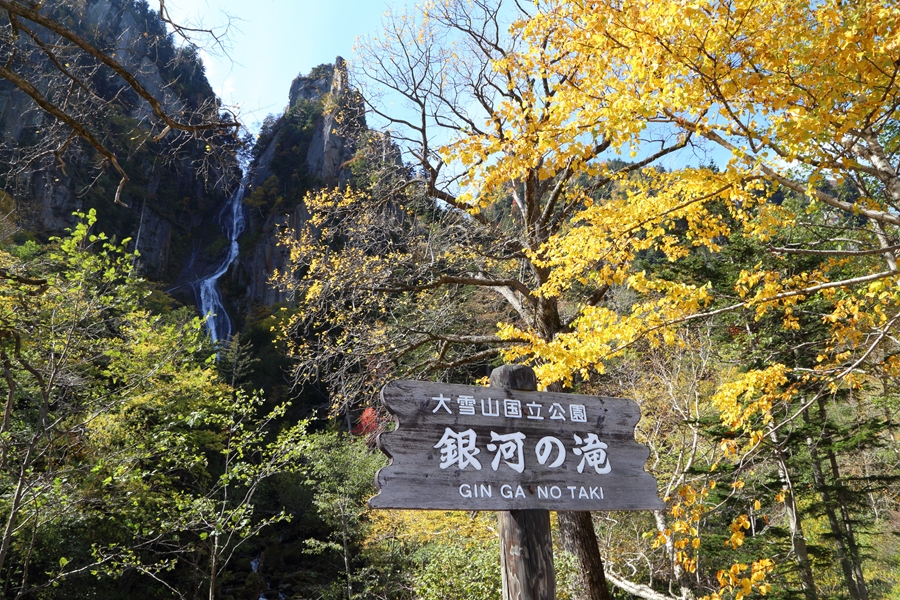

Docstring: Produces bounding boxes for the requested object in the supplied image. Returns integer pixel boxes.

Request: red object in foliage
[352,407,379,436]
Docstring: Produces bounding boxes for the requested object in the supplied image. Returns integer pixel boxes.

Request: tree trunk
[811,398,869,600]
[768,428,818,600]
[653,510,694,599]
[540,375,611,600]
[0,442,34,576]
[342,511,352,600]
[208,537,217,600]
[827,447,869,600]
[807,436,859,599]
[803,411,859,600]
[557,511,611,600]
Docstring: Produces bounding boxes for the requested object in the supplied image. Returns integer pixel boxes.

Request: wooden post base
[492,364,556,600]
[499,509,556,600]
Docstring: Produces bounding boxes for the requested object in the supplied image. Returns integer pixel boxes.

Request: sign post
[369,366,663,598]
[491,365,554,600]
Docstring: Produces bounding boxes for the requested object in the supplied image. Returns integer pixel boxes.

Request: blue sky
[166,0,393,131]
[164,0,724,168]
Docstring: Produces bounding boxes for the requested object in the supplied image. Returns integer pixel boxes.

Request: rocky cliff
[2,2,370,331]
[233,57,365,308]
[1,0,235,282]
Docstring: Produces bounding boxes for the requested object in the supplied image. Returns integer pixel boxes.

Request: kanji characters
[427,394,591,423]
[548,403,566,420]
[481,397,500,416]
[525,402,544,419]
[486,431,527,473]
[434,428,482,470]
[457,395,476,415]
[503,398,522,418]
[569,404,588,422]
[432,429,611,474]
[432,394,452,414]
[573,433,611,474]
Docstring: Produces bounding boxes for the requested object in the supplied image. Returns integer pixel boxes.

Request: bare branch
[0,62,130,205]
[0,0,239,134]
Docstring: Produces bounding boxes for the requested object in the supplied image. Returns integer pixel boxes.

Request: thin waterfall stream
[197,179,246,343]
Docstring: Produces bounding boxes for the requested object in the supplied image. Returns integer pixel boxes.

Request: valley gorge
[0,3,377,595]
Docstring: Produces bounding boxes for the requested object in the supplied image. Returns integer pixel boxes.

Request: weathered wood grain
[500,509,555,600]
[493,364,555,600]
[369,380,663,511]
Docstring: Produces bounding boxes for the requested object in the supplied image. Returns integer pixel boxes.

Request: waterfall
[197,180,246,343]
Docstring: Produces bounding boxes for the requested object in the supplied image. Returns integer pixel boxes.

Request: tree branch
[605,570,681,600]
[0,0,239,135]
[0,63,130,206]
[373,274,536,303]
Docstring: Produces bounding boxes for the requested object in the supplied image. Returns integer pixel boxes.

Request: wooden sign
[369,380,663,511]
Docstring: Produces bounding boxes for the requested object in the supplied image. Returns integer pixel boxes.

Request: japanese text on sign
[370,380,665,511]
[431,394,588,422]
[433,428,611,474]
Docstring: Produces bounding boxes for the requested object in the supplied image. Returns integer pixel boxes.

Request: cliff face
[2,3,368,325]
[234,58,365,307]
[305,57,361,188]
[1,0,234,282]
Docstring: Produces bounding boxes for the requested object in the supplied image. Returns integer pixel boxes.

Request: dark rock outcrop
[236,57,365,308]
[1,0,235,283]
